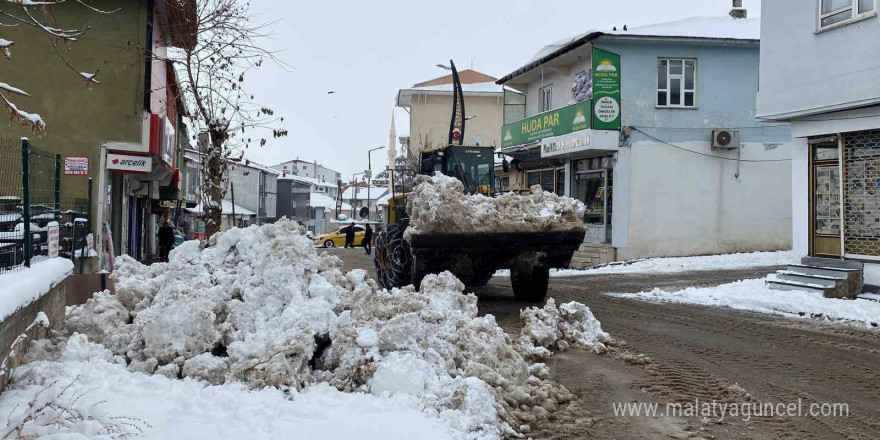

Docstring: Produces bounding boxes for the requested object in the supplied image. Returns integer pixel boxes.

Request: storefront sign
[64,156,89,175]
[592,47,621,130]
[501,101,591,148]
[541,132,592,158]
[47,221,59,258]
[163,116,176,167]
[107,153,152,174]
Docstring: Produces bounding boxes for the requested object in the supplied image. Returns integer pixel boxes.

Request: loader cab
[420,145,495,195]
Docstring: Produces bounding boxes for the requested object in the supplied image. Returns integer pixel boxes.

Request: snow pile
[406,175,585,239]
[610,278,880,327]
[496,250,793,278]
[518,298,611,360]
[5,345,458,440]
[54,219,589,439]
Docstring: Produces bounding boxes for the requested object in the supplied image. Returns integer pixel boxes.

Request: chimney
[730,0,747,19]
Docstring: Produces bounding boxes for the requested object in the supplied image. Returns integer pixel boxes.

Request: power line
[631,124,789,129]
[630,127,791,163]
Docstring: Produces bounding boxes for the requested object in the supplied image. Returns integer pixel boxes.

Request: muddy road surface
[326,248,880,439]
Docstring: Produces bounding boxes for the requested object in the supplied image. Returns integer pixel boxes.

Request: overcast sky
[243,0,762,179]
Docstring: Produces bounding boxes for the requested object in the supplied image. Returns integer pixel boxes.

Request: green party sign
[592,47,621,130]
[501,101,591,148]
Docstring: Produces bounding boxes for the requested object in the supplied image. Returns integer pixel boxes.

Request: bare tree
[0,0,110,132]
[163,0,287,237]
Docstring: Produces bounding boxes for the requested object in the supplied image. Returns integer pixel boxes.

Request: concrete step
[766,279,829,295]
[800,257,864,271]
[786,264,858,279]
[774,270,844,289]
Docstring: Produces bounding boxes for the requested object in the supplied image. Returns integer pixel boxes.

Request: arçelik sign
[107,153,152,174]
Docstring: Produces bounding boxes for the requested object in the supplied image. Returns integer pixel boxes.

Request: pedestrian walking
[363,224,373,255]
[344,222,356,248]
[158,221,175,262]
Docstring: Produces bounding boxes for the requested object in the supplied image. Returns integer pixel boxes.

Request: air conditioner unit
[712,129,740,150]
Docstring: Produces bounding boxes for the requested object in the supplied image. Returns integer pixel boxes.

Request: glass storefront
[572,157,613,243]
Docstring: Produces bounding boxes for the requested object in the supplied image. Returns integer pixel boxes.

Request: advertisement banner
[47,221,59,258]
[501,101,591,148]
[64,156,89,175]
[592,47,621,130]
[107,153,152,174]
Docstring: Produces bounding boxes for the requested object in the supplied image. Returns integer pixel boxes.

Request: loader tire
[374,224,413,290]
[511,266,550,302]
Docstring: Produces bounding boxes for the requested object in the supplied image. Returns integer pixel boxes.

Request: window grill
[843,129,880,258]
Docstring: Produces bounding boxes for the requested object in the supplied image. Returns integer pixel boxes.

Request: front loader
[372,60,584,301]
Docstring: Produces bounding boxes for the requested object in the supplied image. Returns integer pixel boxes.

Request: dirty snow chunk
[370,352,439,396]
[520,298,610,357]
[182,353,229,385]
[3,356,458,440]
[405,175,585,240]
[356,328,379,348]
[138,296,220,363]
[155,363,180,379]
[610,278,880,327]
[59,333,115,363]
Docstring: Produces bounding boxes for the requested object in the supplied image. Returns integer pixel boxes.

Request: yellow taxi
[314,224,365,248]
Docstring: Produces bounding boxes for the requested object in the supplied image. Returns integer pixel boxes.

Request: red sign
[64,156,89,175]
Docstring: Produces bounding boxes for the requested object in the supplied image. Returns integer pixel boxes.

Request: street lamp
[367,146,386,220]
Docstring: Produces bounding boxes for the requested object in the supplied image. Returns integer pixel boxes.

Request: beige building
[396,70,503,157]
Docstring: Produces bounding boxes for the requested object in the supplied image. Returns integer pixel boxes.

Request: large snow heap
[51,219,607,438]
[405,175,586,239]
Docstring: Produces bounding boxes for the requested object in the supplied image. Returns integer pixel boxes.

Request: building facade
[272,159,341,194]
[498,11,792,265]
[227,159,278,225]
[0,0,194,265]
[397,70,504,157]
[757,0,880,288]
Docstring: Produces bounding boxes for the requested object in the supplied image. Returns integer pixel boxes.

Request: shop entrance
[573,157,613,243]
[809,138,841,257]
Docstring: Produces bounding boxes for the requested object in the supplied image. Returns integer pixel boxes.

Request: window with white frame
[819,0,875,29]
[539,85,553,112]
[657,58,696,108]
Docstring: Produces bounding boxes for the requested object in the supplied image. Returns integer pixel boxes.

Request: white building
[272,159,341,189]
[757,0,880,289]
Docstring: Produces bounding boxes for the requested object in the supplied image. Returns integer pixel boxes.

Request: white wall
[791,137,809,260]
[616,140,793,260]
[522,58,592,117]
[758,1,880,119]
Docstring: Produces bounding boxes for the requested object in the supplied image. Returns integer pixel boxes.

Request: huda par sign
[592,47,621,130]
[501,46,621,148]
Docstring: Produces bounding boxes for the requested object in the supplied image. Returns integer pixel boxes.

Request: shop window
[819,0,875,29]
[657,59,696,108]
[526,169,563,195]
[556,169,565,195]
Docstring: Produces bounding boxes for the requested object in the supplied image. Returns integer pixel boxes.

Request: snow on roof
[186,200,256,216]
[228,158,280,175]
[278,174,336,188]
[310,193,351,211]
[397,81,503,107]
[502,16,759,84]
[341,186,389,201]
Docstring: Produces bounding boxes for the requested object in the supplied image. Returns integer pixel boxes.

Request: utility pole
[351,171,365,219]
[367,146,386,220]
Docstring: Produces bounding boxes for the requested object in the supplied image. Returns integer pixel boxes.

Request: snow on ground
[17,219,608,440]
[495,250,793,278]
[406,175,585,240]
[0,257,72,321]
[609,278,880,327]
[2,343,457,440]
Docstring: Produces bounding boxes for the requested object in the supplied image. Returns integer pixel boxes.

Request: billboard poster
[592,47,621,130]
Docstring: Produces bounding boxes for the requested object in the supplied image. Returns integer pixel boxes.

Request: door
[574,170,609,243]
[810,140,841,257]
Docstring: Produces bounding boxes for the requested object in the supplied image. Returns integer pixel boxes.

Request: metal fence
[0,138,91,274]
